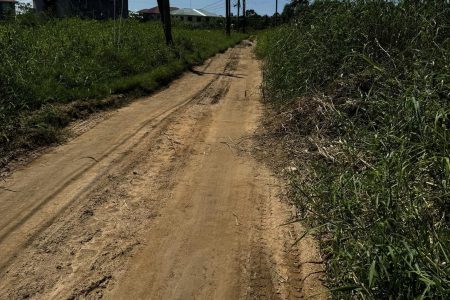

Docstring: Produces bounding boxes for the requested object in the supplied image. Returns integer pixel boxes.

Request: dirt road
[0,43,326,299]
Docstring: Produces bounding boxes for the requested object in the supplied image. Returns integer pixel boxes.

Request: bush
[257,1,450,298]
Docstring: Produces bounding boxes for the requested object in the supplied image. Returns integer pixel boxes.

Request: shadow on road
[188,67,245,78]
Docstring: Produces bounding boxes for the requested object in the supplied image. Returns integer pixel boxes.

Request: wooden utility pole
[242,0,246,33]
[236,0,240,31]
[275,0,278,26]
[226,0,231,36]
[157,0,173,45]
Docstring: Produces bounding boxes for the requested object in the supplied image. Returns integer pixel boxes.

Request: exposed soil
[0,43,327,300]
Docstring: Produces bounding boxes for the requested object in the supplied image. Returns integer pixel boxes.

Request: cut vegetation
[257,1,449,298]
[0,17,246,166]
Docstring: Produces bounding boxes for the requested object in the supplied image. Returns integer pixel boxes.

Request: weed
[0,18,246,163]
[257,1,449,298]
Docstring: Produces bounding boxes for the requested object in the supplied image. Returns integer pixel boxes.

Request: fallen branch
[301,270,325,282]
[81,156,99,162]
[0,186,18,192]
[232,212,240,226]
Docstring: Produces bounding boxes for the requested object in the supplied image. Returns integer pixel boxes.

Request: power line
[203,2,225,11]
[201,0,223,9]
[205,4,225,11]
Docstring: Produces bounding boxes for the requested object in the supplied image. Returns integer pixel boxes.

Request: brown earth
[0,43,328,300]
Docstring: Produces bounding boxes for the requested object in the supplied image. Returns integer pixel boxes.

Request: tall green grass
[0,18,246,163]
[257,1,449,298]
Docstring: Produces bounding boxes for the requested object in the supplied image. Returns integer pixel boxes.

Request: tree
[282,0,308,22]
[246,9,257,17]
[157,0,173,45]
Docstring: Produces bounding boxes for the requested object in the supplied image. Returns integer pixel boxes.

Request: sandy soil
[0,43,327,300]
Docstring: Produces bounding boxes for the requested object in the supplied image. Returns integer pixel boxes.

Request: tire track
[0,42,328,300]
[0,48,241,299]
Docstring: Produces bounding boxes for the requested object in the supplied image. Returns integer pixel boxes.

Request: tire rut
[0,42,328,300]
[0,48,240,300]
[247,196,278,300]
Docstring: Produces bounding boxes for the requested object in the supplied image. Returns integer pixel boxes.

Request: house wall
[142,13,159,21]
[173,15,219,24]
[33,0,128,19]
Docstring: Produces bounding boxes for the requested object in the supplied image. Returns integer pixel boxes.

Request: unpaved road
[0,43,326,299]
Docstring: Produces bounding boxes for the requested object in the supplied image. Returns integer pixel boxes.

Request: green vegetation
[257,1,449,298]
[0,17,246,165]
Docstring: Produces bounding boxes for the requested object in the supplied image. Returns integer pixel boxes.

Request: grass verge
[0,18,247,167]
[256,1,449,298]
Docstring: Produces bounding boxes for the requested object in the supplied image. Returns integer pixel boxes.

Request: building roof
[138,6,178,14]
[171,8,220,17]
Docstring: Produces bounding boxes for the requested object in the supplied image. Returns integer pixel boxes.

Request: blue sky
[136,1,291,16]
[21,0,290,16]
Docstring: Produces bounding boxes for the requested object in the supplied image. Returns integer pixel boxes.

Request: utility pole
[242,0,246,33]
[275,0,278,26]
[236,0,240,31]
[226,0,231,36]
[157,0,173,45]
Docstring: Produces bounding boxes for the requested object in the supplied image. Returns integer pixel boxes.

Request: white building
[171,8,221,24]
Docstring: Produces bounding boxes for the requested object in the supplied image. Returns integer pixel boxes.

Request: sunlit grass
[257,0,449,298]
[0,18,246,161]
